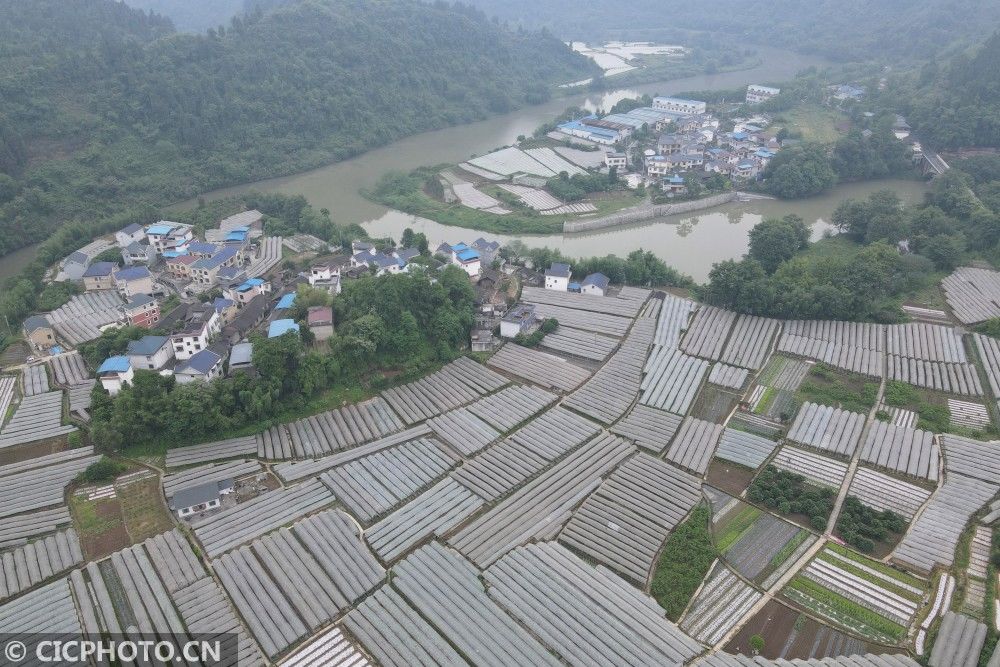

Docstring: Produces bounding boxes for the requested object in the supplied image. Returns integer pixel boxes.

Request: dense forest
[896,32,1000,150]
[453,0,1000,63]
[0,0,595,258]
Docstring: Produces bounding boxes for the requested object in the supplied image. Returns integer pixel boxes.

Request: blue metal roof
[268,319,300,338]
[146,224,176,235]
[582,272,610,289]
[237,278,264,292]
[179,349,221,375]
[97,356,130,374]
[192,246,239,271]
[83,262,116,278]
[126,335,168,356]
[275,293,296,310]
[115,266,151,281]
[456,249,479,262]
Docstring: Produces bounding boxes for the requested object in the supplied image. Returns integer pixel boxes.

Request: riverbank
[361,179,928,283]
[563,192,742,233]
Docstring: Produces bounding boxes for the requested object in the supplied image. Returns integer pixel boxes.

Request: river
[3,46,924,284]
[177,46,927,280]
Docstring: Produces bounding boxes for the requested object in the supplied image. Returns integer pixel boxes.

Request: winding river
[0,46,925,284]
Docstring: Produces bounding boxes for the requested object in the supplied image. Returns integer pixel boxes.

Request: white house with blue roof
[545,262,571,291]
[581,272,610,296]
[126,335,174,371]
[97,356,133,395]
[175,349,223,384]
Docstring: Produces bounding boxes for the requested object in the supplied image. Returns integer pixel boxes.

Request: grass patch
[824,542,925,590]
[766,104,849,144]
[796,363,878,414]
[716,505,762,553]
[70,495,115,536]
[118,476,173,544]
[651,504,716,621]
[884,380,995,437]
[785,576,906,642]
[753,386,777,415]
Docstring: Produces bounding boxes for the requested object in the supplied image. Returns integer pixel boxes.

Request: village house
[169,478,235,518]
[307,306,335,341]
[581,272,610,296]
[268,319,300,338]
[308,261,343,294]
[82,262,117,292]
[228,342,255,376]
[165,254,197,278]
[126,335,174,371]
[57,239,114,282]
[115,223,146,249]
[23,315,55,351]
[175,349,224,384]
[97,356,133,396]
[500,304,539,339]
[545,263,571,291]
[187,242,219,259]
[170,303,220,360]
[114,265,154,298]
[746,84,780,104]
[662,174,688,196]
[652,96,706,115]
[123,294,160,328]
[213,297,239,325]
[218,209,264,237]
[470,329,494,352]
[227,277,271,305]
[471,239,500,266]
[274,292,296,313]
[221,295,269,344]
[191,246,241,286]
[605,152,628,169]
[121,241,156,266]
[146,222,193,255]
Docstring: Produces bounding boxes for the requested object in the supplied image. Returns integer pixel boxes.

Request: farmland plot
[726,599,874,660]
[784,545,925,644]
[680,562,762,645]
[723,511,810,585]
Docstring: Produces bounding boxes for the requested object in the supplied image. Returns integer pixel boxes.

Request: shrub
[76,457,126,484]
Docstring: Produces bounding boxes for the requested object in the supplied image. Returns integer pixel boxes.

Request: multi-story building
[652,97,706,115]
[123,294,160,328]
[746,85,780,105]
[545,262,571,291]
[114,266,154,298]
[170,304,220,360]
[126,335,174,371]
[82,262,117,291]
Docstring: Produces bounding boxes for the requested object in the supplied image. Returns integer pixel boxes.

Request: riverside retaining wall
[562,191,740,233]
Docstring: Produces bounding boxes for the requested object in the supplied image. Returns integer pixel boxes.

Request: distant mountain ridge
[0,0,595,257]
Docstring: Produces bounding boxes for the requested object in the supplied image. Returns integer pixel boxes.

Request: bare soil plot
[706,458,757,497]
[118,476,173,544]
[726,599,880,660]
[70,494,130,560]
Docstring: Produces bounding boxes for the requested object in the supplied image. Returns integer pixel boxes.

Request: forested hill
[0,0,596,257]
[904,32,1000,150]
[122,0,247,32]
[454,0,1000,63]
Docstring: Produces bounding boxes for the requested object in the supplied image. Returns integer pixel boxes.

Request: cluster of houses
[557,85,791,195]
[29,215,521,396]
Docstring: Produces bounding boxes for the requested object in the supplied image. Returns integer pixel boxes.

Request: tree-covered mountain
[121,0,248,32]
[453,0,1000,63]
[903,32,1000,149]
[0,0,595,257]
